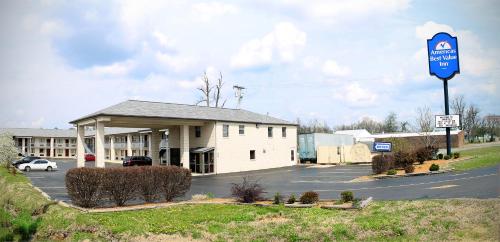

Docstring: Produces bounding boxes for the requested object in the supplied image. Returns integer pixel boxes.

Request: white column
[180,125,190,169]
[77,125,85,167]
[126,134,132,156]
[95,121,105,167]
[151,129,161,165]
[110,136,115,161]
[21,138,26,155]
[50,138,54,157]
[148,134,152,157]
[139,135,143,156]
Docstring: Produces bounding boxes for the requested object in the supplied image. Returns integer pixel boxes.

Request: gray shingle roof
[0,128,76,138]
[70,100,295,125]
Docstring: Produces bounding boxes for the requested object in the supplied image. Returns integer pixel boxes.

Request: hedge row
[65,166,191,208]
[372,146,438,174]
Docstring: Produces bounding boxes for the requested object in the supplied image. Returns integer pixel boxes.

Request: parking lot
[23,160,499,203]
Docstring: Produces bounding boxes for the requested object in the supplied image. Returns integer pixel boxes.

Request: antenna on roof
[233,85,245,109]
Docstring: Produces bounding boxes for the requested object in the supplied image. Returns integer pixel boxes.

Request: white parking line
[427,184,459,189]
[285,173,497,193]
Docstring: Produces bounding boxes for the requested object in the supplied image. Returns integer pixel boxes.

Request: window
[195,126,201,138]
[250,150,256,160]
[268,127,273,138]
[239,125,245,135]
[291,150,295,161]
[223,124,229,137]
[282,127,287,137]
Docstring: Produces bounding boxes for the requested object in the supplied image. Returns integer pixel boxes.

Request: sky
[0,0,499,130]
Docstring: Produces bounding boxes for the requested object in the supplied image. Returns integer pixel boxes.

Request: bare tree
[196,71,226,108]
[451,95,466,129]
[383,112,399,133]
[297,118,332,134]
[416,106,435,147]
[463,104,480,142]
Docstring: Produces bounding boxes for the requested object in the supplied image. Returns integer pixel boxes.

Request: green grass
[1,165,499,241]
[450,146,500,171]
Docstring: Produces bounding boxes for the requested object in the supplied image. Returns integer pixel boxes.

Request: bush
[371,154,395,174]
[287,193,296,204]
[273,192,283,204]
[138,166,163,202]
[415,146,437,164]
[231,177,265,203]
[404,165,415,174]
[394,151,415,168]
[444,155,450,160]
[453,152,460,159]
[159,166,192,202]
[299,191,319,204]
[387,169,397,175]
[66,167,105,208]
[340,191,354,203]
[102,167,140,206]
[429,164,440,171]
[437,153,444,159]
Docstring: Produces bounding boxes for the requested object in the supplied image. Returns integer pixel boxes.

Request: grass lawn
[450,146,500,171]
[1,167,499,241]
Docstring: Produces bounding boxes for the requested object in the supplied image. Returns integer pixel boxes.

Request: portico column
[110,136,115,161]
[180,125,190,169]
[21,138,25,155]
[148,134,152,157]
[50,138,54,157]
[151,129,161,165]
[126,134,132,156]
[139,135,143,156]
[76,125,85,167]
[95,121,105,167]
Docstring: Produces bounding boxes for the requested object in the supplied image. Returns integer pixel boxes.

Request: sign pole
[443,78,452,156]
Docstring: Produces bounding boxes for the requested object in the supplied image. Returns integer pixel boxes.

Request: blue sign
[427,32,460,79]
[373,142,392,152]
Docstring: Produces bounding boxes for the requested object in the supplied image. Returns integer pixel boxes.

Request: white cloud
[231,22,306,69]
[31,117,45,128]
[275,0,410,24]
[39,19,71,37]
[322,60,351,77]
[152,31,176,50]
[191,2,238,22]
[155,51,195,72]
[333,82,377,107]
[86,60,136,76]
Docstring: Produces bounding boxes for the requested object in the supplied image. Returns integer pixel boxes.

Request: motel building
[70,100,298,174]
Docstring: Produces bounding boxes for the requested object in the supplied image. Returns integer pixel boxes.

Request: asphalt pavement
[23,160,499,203]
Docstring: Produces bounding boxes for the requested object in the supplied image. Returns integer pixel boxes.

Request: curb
[373,169,454,179]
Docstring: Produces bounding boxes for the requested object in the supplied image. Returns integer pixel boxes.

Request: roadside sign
[373,142,392,152]
[427,32,460,79]
[435,114,460,128]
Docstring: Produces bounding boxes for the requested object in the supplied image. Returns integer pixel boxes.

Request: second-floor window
[195,126,201,138]
[223,125,229,137]
[282,127,287,137]
[239,125,245,135]
[268,127,273,138]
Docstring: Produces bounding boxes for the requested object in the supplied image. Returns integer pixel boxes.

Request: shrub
[191,194,209,201]
[287,193,296,204]
[273,192,283,204]
[231,177,265,203]
[453,152,460,159]
[102,167,140,206]
[299,191,319,204]
[394,151,415,168]
[437,153,444,159]
[206,192,215,199]
[404,165,415,174]
[138,166,163,202]
[387,169,397,175]
[159,166,192,202]
[444,155,450,160]
[65,167,105,208]
[340,191,354,203]
[371,154,395,174]
[415,146,437,164]
[429,164,440,171]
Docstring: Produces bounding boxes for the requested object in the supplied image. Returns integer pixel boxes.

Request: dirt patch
[131,233,207,242]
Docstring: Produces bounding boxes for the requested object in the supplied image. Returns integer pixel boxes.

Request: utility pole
[233,85,245,109]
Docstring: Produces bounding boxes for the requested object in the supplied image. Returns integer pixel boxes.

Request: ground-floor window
[190,152,214,174]
[250,150,256,160]
[291,150,295,161]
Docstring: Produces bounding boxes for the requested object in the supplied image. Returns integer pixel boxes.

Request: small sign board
[427,32,460,79]
[435,114,460,128]
[373,142,392,152]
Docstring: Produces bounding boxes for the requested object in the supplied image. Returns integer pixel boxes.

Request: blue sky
[0,0,499,130]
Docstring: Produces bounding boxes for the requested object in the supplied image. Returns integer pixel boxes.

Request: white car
[18,159,57,172]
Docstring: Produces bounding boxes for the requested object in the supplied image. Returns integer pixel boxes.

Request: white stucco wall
[214,122,297,174]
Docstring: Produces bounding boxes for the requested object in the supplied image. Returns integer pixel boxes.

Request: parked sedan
[18,159,57,172]
[123,156,152,166]
[12,156,41,167]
